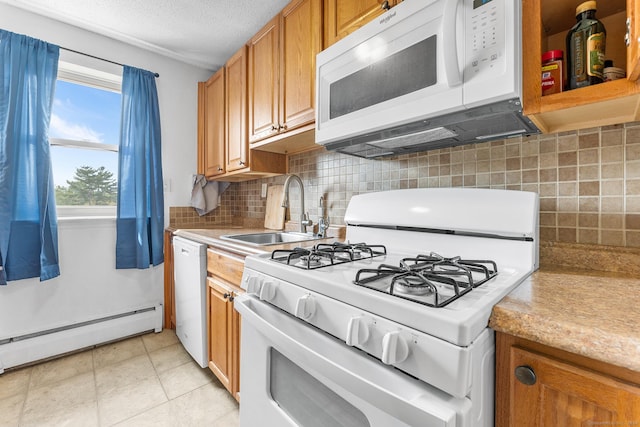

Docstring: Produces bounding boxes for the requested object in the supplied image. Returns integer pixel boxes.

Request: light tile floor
[0,330,239,427]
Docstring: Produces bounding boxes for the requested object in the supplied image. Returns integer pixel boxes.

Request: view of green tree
[55,166,117,205]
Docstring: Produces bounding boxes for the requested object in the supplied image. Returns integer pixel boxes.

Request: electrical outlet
[163,178,172,192]
[261,183,268,198]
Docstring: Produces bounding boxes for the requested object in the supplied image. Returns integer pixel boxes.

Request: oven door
[235,294,472,427]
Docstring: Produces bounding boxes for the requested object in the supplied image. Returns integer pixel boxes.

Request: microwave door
[316,0,465,147]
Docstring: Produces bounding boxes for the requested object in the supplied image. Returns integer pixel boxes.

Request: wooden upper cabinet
[323,0,396,47]
[248,0,322,149]
[203,69,225,178]
[225,46,248,172]
[628,0,640,80]
[280,0,322,132]
[248,16,280,144]
[522,0,640,134]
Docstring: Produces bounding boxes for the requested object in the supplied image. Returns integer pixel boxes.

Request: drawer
[207,247,245,285]
[207,275,243,296]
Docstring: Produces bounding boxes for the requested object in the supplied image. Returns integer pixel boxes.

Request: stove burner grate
[354,252,498,307]
[271,242,386,269]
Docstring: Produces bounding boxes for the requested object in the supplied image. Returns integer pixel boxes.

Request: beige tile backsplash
[172,122,640,248]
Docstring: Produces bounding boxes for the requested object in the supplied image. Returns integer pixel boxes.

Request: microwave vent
[326,99,539,159]
[371,126,458,149]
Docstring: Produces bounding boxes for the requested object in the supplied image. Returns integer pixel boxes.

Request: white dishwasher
[172,236,207,368]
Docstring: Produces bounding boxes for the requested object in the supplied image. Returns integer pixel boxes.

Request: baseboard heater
[0,304,163,374]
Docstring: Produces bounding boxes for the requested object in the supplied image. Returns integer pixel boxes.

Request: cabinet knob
[279,124,287,131]
[381,0,390,10]
[217,166,223,172]
[239,161,245,166]
[514,365,537,386]
[271,124,278,131]
[223,292,234,302]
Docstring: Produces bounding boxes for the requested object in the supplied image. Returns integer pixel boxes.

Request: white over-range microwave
[315,0,539,158]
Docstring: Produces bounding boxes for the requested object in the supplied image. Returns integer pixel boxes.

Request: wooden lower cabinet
[207,277,241,401]
[163,230,175,329]
[206,247,244,402]
[496,332,640,427]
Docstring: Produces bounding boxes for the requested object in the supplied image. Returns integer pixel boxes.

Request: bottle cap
[603,67,625,81]
[576,1,597,16]
[542,50,564,63]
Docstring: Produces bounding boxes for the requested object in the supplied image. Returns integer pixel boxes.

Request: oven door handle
[235,295,468,427]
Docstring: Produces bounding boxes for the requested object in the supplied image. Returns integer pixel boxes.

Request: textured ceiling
[0,0,291,70]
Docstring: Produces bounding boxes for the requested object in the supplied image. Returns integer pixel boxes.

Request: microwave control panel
[464,0,506,81]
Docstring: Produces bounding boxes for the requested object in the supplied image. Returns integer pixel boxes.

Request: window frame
[52,61,122,219]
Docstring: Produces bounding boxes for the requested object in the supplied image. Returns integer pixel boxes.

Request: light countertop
[490,269,640,372]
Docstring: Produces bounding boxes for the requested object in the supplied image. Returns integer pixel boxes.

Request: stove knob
[295,294,316,320]
[245,276,262,295]
[346,316,369,346]
[381,331,409,365]
[259,281,277,302]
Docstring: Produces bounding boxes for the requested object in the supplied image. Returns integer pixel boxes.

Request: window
[50,61,122,218]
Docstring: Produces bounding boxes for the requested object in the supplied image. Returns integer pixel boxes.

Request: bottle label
[571,33,586,82]
[587,32,605,78]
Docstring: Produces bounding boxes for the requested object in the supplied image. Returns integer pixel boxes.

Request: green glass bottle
[566,1,606,89]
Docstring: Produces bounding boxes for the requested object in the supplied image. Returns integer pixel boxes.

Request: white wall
[0,4,211,343]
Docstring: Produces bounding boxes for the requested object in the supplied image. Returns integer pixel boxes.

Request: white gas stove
[235,188,539,427]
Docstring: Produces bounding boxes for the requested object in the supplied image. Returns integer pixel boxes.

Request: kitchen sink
[220,231,321,246]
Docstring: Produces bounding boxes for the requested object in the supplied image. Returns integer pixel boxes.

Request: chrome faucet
[318,196,330,238]
[282,174,312,234]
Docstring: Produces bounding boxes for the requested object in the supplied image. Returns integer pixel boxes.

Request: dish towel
[190,175,230,216]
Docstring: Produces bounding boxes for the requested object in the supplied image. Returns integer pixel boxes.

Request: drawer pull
[515,365,537,386]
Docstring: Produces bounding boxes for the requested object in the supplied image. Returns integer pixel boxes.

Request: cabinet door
[323,0,388,47]
[207,277,233,392]
[225,46,248,172]
[280,0,322,132]
[508,346,640,427]
[203,69,225,178]
[163,230,175,329]
[628,0,640,80]
[248,15,280,144]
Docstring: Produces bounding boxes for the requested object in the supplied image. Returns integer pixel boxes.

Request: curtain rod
[60,46,160,78]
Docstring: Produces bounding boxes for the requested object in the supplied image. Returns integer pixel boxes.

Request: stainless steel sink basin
[220,231,321,246]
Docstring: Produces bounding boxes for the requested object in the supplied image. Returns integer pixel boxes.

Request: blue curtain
[0,30,60,285]
[116,66,164,269]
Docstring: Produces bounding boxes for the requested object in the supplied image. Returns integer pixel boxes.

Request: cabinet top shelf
[541,0,625,36]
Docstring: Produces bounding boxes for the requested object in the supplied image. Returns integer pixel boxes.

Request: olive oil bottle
[566,1,606,89]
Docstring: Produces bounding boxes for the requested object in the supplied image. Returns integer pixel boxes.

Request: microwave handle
[443,0,462,87]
